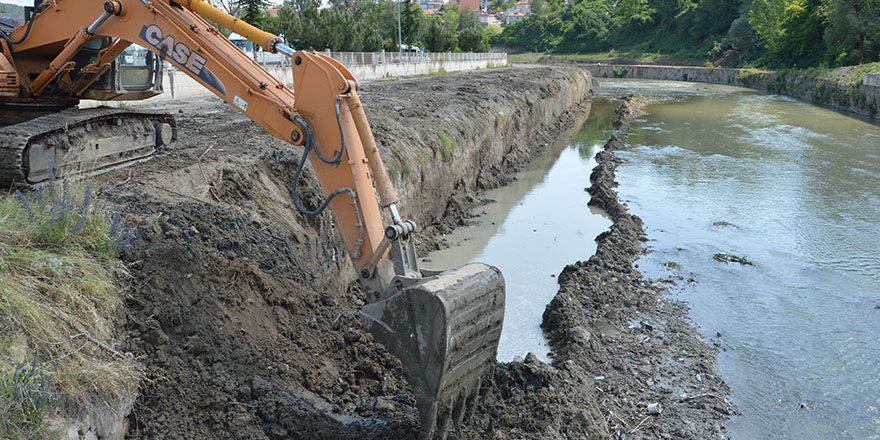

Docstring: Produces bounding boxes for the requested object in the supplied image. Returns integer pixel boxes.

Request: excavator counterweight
[0,0,505,437]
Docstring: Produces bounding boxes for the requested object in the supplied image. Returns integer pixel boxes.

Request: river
[605,79,880,439]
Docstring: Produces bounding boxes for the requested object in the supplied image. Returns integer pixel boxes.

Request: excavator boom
[0,0,505,437]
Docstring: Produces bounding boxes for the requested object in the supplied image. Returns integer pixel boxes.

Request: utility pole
[397,0,403,58]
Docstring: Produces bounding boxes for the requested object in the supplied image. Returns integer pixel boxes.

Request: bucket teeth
[359,263,505,438]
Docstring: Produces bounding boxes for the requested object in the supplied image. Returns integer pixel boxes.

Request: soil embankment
[92,67,594,438]
[540,56,880,120]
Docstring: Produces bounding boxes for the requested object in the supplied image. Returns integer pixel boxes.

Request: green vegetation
[0,2,24,15]
[492,0,880,69]
[240,0,270,28]
[1,360,52,438]
[262,0,492,52]
[437,132,456,159]
[0,177,139,437]
[712,220,738,227]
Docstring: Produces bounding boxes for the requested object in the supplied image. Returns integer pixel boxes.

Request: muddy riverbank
[541,96,733,438]
[89,67,597,438]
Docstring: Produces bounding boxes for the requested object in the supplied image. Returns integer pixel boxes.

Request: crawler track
[0,107,176,187]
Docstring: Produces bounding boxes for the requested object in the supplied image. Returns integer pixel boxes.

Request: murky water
[421,99,616,362]
[602,79,880,439]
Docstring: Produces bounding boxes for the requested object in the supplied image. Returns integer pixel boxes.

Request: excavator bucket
[360,263,505,439]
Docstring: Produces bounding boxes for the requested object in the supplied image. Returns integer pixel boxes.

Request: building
[509,0,530,14]
[478,10,502,28]
[422,0,445,12]
[457,0,480,11]
[505,12,525,23]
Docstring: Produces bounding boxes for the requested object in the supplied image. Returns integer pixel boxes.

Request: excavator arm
[6,0,505,437]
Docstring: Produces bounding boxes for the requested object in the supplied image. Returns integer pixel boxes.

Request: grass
[0,176,139,438]
[712,220,737,228]
[549,51,671,64]
[0,358,53,438]
[437,132,456,159]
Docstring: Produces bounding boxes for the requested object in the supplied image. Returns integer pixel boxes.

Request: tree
[401,0,426,46]
[613,0,656,25]
[239,0,269,27]
[424,18,450,51]
[458,28,488,51]
[821,0,880,64]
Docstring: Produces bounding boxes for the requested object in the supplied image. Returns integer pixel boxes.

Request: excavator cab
[77,41,165,101]
[116,44,164,92]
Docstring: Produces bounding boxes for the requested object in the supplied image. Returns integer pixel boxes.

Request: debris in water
[713,253,755,266]
[662,261,682,270]
[712,220,737,228]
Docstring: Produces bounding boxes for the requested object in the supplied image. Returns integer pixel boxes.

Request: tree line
[238,0,494,53]
[492,0,880,67]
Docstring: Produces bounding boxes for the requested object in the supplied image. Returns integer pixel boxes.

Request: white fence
[82,51,508,106]
[323,50,507,66]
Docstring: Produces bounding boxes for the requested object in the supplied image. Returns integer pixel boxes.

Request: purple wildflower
[70,185,92,236]
[15,189,35,218]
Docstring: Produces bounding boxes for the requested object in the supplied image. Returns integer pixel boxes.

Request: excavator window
[119,45,158,90]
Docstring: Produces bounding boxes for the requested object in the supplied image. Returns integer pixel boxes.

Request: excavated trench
[91,67,601,439]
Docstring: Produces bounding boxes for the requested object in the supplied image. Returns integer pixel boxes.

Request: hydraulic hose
[288,114,356,217]
[0,3,45,47]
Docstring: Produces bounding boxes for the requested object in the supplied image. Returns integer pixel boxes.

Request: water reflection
[423,99,617,362]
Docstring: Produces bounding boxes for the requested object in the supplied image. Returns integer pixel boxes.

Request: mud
[443,96,733,440]
[92,67,596,439]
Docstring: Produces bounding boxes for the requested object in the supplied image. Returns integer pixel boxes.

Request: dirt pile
[91,67,594,439]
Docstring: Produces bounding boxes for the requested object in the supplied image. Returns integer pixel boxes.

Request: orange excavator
[0,0,505,438]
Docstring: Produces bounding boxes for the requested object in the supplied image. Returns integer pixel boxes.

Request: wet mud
[538,96,734,438]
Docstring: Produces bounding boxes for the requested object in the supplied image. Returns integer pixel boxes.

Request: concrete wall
[570,63,880,120]
[83,52,507,107]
